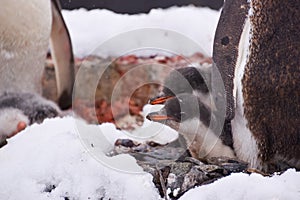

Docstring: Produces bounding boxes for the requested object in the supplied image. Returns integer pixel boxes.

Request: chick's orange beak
[149,95,174,105]
[146,111,175,122]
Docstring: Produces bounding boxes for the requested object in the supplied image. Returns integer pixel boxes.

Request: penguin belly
[0,0,52,94]
[180,118,236,159]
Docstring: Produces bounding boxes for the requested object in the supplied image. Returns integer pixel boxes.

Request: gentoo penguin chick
[0,92,61,125]
[213,0,300,172]
[149,66,211,107]
[149,66,234,148]
[0,92,62,146]
[147,94,236,160]
[0,0,74,109]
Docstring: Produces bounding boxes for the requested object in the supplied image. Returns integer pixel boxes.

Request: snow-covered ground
[0,117,160,199]
[1,6,300,200]
[62,6,220,58]
[181,169,300,200]
[1,116,300,200]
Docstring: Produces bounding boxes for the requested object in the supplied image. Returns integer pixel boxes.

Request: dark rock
[0,138,7,148]
[111,138,248,199]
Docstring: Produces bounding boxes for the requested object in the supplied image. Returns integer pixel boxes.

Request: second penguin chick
[147,93,235,160]
[0,92,61,124]
[0,92,62,144]
[0,108,29,141]
[150,66,212,107]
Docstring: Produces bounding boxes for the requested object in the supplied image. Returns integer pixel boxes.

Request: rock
[111,138,248,199]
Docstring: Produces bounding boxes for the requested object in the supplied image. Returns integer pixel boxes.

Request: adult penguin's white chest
[0,0,52,93]
[231,16,261,169]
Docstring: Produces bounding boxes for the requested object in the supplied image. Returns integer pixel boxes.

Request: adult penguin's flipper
[49,0,75,109]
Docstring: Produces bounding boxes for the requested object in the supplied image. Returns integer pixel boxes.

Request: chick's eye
[180,111,187,120]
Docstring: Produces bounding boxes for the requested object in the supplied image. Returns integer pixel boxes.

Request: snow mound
[181,169,300,200]
[0,117,160,200]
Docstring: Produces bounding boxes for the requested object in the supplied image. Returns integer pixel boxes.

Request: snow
[76,104,178,173]
[124,104,178,144]
[62,6,220,58]
[1,117,300,199]
[180,169,300,200]
[0,117,161,200]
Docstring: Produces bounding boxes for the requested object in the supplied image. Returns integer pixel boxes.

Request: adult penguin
[0,0,74,109]
[213,0,300,172]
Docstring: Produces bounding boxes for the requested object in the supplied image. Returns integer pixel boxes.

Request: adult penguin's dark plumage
[213,0,300,172]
